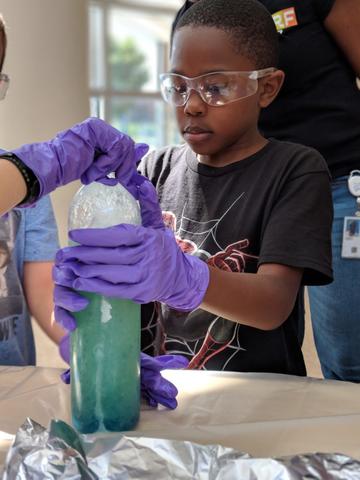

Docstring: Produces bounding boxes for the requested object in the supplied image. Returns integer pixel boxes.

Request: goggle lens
[160,68,275,107]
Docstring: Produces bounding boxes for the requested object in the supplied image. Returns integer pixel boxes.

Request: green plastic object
[68,181,141,434]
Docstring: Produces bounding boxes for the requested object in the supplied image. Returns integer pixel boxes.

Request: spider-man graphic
[146,199,259,370]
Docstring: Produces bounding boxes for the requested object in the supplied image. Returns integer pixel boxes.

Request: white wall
[0,0,89,246]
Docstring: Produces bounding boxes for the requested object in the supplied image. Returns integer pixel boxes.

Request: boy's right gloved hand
[11,117,148,200]
[59,334,188,410]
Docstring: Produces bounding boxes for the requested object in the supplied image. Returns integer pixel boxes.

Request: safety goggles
[0,73,9,101]
[160,68,275,107]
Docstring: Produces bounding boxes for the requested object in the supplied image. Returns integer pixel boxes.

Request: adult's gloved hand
[59,334,188,409]
[11,117,148,200]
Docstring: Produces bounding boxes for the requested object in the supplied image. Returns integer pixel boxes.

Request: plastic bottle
[68,181,141,434]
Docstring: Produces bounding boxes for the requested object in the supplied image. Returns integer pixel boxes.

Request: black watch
[0,152,40,204]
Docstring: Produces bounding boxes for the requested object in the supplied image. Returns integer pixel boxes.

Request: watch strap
[0,152,40,204]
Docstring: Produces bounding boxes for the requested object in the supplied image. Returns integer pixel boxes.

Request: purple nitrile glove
[53,176,209,311]
[54,225,209,311]
[140,352,189,409]
[53,175,162,332]
[59,334,71,384]
[54,284,88,332]
[53,176,209,310]
[59,334,188,409]
[11,117,148,200]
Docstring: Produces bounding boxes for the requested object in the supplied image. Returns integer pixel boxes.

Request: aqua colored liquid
[70,292,140,434]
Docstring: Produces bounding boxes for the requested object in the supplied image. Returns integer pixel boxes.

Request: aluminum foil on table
[2,418,360,479]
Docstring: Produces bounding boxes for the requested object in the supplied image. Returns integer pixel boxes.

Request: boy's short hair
[173,0,279,68]
[0,14,7,72]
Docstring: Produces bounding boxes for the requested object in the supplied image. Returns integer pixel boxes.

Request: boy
[54,0,333,376]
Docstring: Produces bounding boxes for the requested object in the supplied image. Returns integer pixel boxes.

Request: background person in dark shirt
[174,0,360,383]
[258,0,360,383]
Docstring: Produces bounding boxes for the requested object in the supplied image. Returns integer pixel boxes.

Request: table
[1,366,360,468]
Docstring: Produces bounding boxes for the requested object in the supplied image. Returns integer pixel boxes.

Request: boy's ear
[258,70,285,108]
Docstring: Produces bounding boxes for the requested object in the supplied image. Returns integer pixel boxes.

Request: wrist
[0,152,40,205]
[169,253,210,311]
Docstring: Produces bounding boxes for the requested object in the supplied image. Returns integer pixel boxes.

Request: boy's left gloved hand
[54,222,209,311]
[53,175,209,313]
[59,334,188,409]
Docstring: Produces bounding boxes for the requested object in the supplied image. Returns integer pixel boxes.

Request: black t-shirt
[258,0,360,178]
[139,140,333,376]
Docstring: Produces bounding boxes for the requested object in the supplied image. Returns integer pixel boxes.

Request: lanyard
[342,171,360,258]
[348,170,360,217]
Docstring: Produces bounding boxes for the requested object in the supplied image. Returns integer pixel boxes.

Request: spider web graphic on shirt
[141,302,159,356]
[177,192,245,252]
[142,191,258,370]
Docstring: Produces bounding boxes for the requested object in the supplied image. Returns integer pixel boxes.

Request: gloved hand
[12,117,148,199]
[140,352,189,409]
[54,175,209,330]
[53,175,165,332]
[59,334,188,409]
[53,176,209,311]
[54,223,209,310]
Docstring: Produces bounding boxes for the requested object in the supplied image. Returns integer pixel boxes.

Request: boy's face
[171,26,270,166]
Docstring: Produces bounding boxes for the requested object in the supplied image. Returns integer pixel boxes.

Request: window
[89,0,183,149]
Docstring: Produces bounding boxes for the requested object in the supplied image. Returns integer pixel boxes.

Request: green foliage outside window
[109,37,149,91]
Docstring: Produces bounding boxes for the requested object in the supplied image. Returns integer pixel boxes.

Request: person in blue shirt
[0,197,62,365]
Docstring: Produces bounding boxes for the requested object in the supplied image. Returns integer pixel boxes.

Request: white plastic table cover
[0,366,359,468]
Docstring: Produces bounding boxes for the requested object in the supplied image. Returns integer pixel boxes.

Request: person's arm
[0,118,148,217]
[53,229,303,332]
[21,196,63,343]
[23,261,65,344]
[0,159,27,216]
[323,0,360,76]
[53,161,331,333]
[201,263,303,330]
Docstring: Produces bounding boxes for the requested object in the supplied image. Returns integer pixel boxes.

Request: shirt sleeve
[259,159,333,286]
[23,196,59,262]
[313,0,335,21]
[137,146,170,183]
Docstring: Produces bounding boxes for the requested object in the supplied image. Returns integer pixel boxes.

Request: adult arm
[0,118,148,216]
[0,159,27,216]
[23,261,65,344]
[323,0,360,76]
